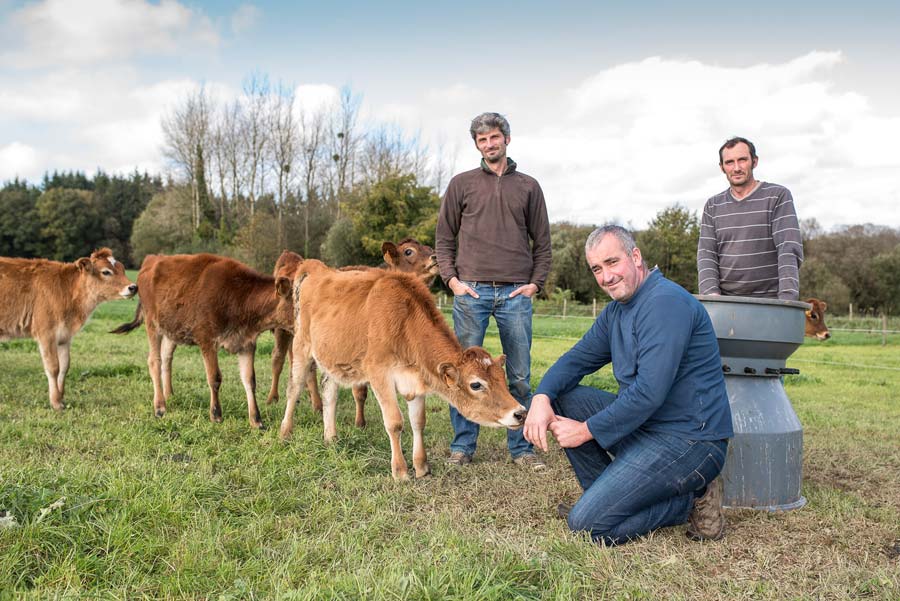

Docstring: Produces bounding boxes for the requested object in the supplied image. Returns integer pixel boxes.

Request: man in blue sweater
[524,225,734,545]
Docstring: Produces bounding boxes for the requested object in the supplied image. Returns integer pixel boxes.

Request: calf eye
[404,249,414,256]
[469,382,483,391]
[810,313,818,320]
[101,269,113,276]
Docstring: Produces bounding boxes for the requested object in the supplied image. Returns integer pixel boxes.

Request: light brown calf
[267,238,440,430]
[112,252,301,428]
[279,260,526,480]
[0,248,137,410]
[804,298,831,341]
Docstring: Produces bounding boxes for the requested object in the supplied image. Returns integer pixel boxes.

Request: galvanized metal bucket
[697,295,810,511]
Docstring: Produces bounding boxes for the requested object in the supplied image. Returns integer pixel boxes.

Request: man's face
[474,128,509,164]
[586,234,646,302]
[720,142,758,187]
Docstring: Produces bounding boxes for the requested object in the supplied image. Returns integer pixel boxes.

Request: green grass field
[1,295,898,599]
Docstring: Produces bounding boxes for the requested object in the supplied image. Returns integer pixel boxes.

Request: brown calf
[267,238,440,430]
[279,260,525,480]
[112,252,300,428]
[805,298,831,341]
[0,248,137,410]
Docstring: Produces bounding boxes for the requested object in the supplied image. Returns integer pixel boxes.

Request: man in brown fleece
[435,112,552,469]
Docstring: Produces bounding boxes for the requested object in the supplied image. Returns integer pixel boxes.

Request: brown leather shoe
[446,451,472,466]
[686,477,725,541]
[513,452,547,471]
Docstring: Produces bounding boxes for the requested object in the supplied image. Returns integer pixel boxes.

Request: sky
[1,0,899,231]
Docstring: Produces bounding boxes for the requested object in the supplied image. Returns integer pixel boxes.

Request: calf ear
[275,276,292,299]
[76,257,93,272]
[382,242,399,266]
[438,362,459,387]
[494,354,507,369]
[819,301,828,312]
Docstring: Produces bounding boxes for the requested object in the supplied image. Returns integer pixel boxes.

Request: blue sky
[2,0,899,229]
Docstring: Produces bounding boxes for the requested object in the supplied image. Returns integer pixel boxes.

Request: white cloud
[0,0,218,68]
[293,84,340,116]
[0,142,41,181]
[231,4,260,35]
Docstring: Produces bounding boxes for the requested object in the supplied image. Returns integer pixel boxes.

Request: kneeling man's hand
[524,393,557,452]
[548,417,593,449]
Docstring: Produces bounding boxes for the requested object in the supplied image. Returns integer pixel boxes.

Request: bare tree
[268,82,299,247]
[161,85,213,231]
[240,73,271,217]
[327,86,362,218]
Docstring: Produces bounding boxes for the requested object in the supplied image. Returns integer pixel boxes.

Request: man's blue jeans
[450,281,534,459]
[553,385,728,546]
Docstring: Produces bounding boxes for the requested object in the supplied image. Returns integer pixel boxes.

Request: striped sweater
[697,182,803,300]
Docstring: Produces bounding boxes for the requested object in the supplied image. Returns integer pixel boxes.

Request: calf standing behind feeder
[279,259,525,480]
[267,239,440,429]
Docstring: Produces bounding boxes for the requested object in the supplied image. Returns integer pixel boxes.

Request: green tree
[321,218,367,267]
[130,186,196,263]
[800,257,851,313]
[347,174,440,258]
[36,188,102,261]
[871,245,900,313]
[544,222,598,303]
[0,179,45,258]
[637,204,700,293]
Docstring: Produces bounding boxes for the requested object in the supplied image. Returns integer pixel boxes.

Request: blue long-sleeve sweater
[536,270,733,449]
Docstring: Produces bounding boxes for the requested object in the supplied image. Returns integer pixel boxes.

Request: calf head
[77,248,137,301]
[274,250,304,330]
[805,298,831,341]
[382,238,439,283]
[438,347,526,428]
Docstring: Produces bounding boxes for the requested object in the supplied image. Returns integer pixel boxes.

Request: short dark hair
[718,137,757,164]
[470,112,510,140]
[585,224,638,256]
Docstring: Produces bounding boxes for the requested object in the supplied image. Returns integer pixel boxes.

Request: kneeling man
[524,225,733,545]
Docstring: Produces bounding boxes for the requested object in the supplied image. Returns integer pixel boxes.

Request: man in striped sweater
[697,137,804,300]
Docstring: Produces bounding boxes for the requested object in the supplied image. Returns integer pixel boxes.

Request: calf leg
[145,324,166,417]
[368,375,408,481]
[37,338,64,410]
[160,336,176,400]
[407,394,430,478]
[321,375,340,443]
[238,347,264,429]
[307,364,323,413]
[280,337,314,440]
[266,328,292,405]
[199,344,223,423]
[56,341,70,404]
[352,384,368,428]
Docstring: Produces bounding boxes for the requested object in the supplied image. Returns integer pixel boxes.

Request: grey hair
[469,112,511,140]
[584,224,638,256]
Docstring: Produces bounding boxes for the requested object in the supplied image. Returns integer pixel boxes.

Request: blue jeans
[553,385,728,546]
[450,281,534,458]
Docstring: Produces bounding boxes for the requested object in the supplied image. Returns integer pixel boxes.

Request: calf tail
[110,301,144,334]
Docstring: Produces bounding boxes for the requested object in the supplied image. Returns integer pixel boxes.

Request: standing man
[436,112,552,470]
[697,137,803,300]
[525,225,733,545]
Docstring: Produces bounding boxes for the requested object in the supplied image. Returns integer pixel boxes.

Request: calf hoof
[51,403,66,412]
[210,407,223,423]
[278,423,293,440]
[355,417,367,428]
[392,469,410,481]
[251,421,267,431]
[415,463,432,479]
[266,395,278,405]
[154,408,166,418]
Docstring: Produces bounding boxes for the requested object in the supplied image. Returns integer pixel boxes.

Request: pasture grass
[1,296,898,599]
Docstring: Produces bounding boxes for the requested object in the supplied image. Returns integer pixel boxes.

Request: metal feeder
[697,295,810,511]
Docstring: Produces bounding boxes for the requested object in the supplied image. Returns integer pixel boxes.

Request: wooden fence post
[592,298,597,318]
[883,314,888,347]
[849,303,853,321]
[563,298,567,320]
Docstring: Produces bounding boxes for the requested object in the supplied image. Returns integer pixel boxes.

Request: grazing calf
[0,248,137,410]
[279,260,526,480]
[112,252,300,428]
[267,238,440,430]
[804,298,831,341]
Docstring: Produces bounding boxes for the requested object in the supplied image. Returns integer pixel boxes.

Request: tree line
[2,76,897,314]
